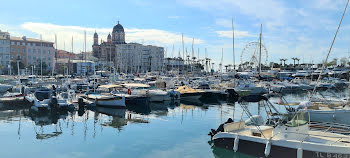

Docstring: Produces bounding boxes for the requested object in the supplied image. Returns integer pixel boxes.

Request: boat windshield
[283,112,309,127]
[35,91,50,101]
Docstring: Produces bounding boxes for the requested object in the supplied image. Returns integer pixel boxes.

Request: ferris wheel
[240,41,268,68]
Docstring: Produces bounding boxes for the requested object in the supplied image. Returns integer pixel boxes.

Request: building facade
[92,21,164,73]
[0,30,10,73]
[163,57,185,71]
[10,36,55,70]
[56,50,77,59]
[115,43,164,73]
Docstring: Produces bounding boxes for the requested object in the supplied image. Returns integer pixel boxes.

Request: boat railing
[309,121,350,135]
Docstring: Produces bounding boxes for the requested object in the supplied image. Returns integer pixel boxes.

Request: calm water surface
[0,92,329,158]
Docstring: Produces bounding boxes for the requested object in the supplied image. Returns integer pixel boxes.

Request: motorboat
[237,69,256,79]
[277,71,293,80]
[311,68,329,79]
[295,101,350,125]
[106,83,149,106]
[26,87,54,112]
[210,112,350,158]
[0,91,26,104]
[56,91,75,110]
[146,89,171,102]
[175,86,204,100]
[293,70,311,78]
[234,81,268,96]
[81,92,126,108]
[268,81,301,93]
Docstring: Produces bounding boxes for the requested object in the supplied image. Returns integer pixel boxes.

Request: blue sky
[1,0,350,68]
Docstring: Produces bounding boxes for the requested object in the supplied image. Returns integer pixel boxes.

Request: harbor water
[0,91,345,158]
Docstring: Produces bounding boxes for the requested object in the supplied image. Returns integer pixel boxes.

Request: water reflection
[0,91,348,158]
[127,100,180,115]
[209,141,255,158]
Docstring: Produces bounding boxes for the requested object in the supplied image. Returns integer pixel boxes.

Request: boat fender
[264,141,271,157]
[233,135,239,152]
[297,148,303,158]
[128,89,131,95]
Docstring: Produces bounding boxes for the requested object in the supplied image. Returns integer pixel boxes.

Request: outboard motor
[208,118,234,139]
[78,98,85,109]
[50,97,58,109]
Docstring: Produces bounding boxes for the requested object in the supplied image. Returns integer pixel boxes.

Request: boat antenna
[310,0,349,99]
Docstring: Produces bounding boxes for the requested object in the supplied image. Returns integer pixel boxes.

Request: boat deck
[223,122,350,147]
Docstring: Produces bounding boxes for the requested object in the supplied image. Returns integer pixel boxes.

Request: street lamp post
[17,56,21,76]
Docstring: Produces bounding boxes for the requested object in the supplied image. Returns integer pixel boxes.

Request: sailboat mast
[205,48,208,72]
[182,33,185,67]
[54,34,57,77]
[191,38,194,72]
[40,34,43,80]
[258,24,262,75]
[171,44,174,71]
[70,36,73,76]
[197,48,200,64]
[221,48,223,75]
[84,30,87,77]
[232,17,235,70]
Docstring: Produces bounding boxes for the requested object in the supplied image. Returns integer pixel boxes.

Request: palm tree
[291,57,297,67]
[283,59,288,67]
[296,58,300,66]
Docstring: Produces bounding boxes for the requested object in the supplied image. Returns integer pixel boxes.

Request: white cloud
[178,0,288,28]
[311,0,346,10]
[126,28,203,45]
[17,22,203,53]
[215,30,254,38]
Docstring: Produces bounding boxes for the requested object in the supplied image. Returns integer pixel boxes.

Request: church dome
[107,33,111,39]
[113,21,124,33]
